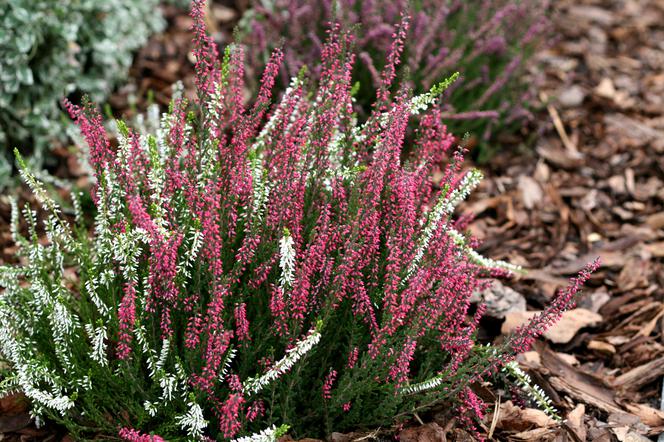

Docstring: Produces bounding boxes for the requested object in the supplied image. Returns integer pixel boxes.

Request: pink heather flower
[359,51,381,86]
[322,369,337,400]
[346,347,359,369]
[241,0,549,146]
[119,428,165,442]
[342,402,352,412]
[111,221,127,234]
[196,329,233,392]
[456,388,487,440]
[63,98,112,187]
[376,14,409,109]
[185,313,204,349]
[117,281,137,360]
[476,54,523,107]
[258,357,272,369]
[388,338,417,387]
[234,303,250,342]
[246,400,265,422]
[148,234,184,338]
[190,0,220,96]
[227,374,243,393]
[218,393,245,438]
[508,259,600,355]
[482,35,507,54]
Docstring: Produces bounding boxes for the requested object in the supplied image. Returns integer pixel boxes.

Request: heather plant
[0,0,164,186]
[239,0,549,157]
[0,2,596,439]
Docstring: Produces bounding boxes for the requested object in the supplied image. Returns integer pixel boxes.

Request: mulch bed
[1,0,663,440]
[462,1,664,440]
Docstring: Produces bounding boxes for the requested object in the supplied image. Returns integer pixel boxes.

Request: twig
[353,427,381,441]
[487,395,501,439]
[540,92,578,153]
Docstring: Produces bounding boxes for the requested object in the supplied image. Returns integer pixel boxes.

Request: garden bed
[0,0,662,440]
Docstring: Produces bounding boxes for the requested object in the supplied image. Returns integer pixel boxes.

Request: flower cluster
[239,0,550,153]
[0,1,590,440]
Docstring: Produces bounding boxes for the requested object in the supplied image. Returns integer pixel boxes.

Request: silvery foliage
[0,0,164,187]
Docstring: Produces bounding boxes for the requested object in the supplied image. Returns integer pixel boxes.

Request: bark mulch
[460,1,664,440]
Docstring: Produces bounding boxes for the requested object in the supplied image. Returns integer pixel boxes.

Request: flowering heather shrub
[0,0,164,186]
[240,0,549,152]
[0,2,595,439]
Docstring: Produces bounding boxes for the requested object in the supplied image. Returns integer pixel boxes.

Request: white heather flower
[9,197,20,243]
[503,361,560,421]
[144,400,158,417]
[23,386,74,414]
[156,338,170,372]
[244,323,322,394]
[408,73,459,115]
[50,301,77,372]
[399,374,445,395]
[0,375,20,398]
[17,161,61,217]
[439,169,484,214]
[71,191,84,226]
[176,400,208,440]
[84,279,111,318]
[0,266,24,288]
[173,361,190,391]
[248,156,271,221]
[98,269,116,288]
[75,375,92,391]
[115,127,133,172]
[405,169,483,282]
[34,414,45,429]
[134,324,159,378]
[15,157,76,252]
[251,77,302,154]
[160,373,178,402]
[84,323,108,367]
[352,73,459,143]
[112,229,147,280]
[278,231,296,289]
[178,228,203,279]
[447,228,522,273]
[231,425,289,442]
[218,347,237,382]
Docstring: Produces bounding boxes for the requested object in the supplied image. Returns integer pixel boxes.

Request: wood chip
[622,403,664,428]
[588,340,616,354]
[567,404,587,442]
[613,356,664,391]
[540,345,623,414]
